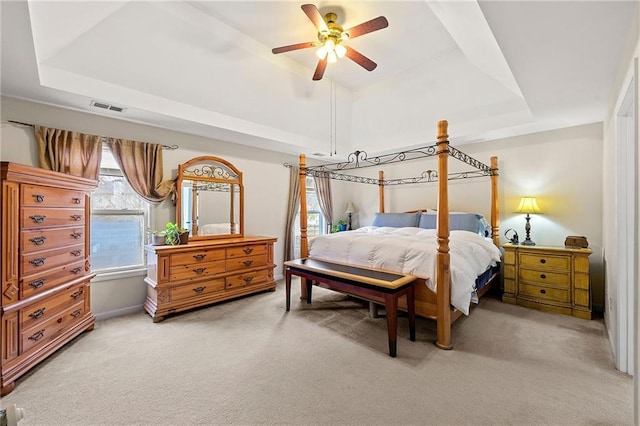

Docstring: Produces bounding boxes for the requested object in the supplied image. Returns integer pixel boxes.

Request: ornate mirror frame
[176,156,244,240]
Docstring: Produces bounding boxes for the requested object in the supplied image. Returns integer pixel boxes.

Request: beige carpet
[0,279,633,426]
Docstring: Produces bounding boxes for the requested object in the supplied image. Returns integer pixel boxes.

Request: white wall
[1,96,297,319]
[331,123,606,308]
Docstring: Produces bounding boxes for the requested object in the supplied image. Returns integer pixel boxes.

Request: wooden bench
[284,258,417,357]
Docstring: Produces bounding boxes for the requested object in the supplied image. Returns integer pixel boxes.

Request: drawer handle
[29,214,47,224]
[243,247,254,255]
[193,267,207,275]
[243,276,254,283]
[71,232,82,239]
[540,274,546,279]
[70,289,83,299]
[193,254,206,261]
[70,267,83,274]
[28,330,45,342]
[243,260,254,267]
[70,249,82,257]
[29,257,46,267]
[33,194,45,203]
[71,214,82,221]
[29,308,46,320]
[540,289,546,294]
[72,197,81,204]
[29,236,47,246]
[193,286,206,294]
[28,278,46,289]
[70,309,82,318]
[540,259,546,264]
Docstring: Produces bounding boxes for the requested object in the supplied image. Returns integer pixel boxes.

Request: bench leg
[407,286,416,342]
[285,270,292,311]
[384,294,398,357]
[306,280,313,303]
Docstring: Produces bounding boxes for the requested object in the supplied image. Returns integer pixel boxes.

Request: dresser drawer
[226,269,269,290]
[169,260,225,282]
[21,207,86,229]
[21,184,85,208]
[225,253,268,272]
[170,249,225,267]
[170,280,226,301]
[21,244,85,275]
[519,253,570,271]
[21,260,86,299]
[20,285,87,328]
[519,283,570,303]
[21,302,86,354]
[519,268,570,288]
[21,227,85,253]
[227,244,267,259]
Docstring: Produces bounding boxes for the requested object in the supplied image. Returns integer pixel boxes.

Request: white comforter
[308,226,502,315]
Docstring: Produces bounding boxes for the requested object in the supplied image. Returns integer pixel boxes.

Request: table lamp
[345,202,357,230]
[514,197,543,246]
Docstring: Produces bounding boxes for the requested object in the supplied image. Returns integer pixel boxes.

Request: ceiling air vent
[90,100,126,113]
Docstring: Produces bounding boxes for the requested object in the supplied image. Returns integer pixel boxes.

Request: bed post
[490,156,500,246]
[299,154,309,298]
[436,120,452,350]
[378,170,385,212]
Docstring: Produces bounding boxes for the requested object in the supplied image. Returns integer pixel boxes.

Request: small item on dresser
[565,235,589,248]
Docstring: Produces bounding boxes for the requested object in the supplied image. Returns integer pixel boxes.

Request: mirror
[176,156,244,240]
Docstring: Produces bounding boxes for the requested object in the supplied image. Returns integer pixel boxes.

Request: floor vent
[90,100,126,113]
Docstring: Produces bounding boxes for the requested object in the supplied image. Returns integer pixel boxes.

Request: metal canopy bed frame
[297,120,500,349]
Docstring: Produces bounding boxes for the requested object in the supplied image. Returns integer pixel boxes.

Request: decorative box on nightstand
[502,244,592,319]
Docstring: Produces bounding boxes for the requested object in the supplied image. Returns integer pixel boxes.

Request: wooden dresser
[144,237,277,322]
[1,162,97,396]
[502,244,592,319]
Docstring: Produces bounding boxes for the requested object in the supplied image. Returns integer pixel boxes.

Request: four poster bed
[296,120,501,349]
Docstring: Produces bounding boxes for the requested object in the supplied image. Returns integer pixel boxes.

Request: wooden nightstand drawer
[519,268,570,288]
[519,283,570,303]
[519,253,570,271]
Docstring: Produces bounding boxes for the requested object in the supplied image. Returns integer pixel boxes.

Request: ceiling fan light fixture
[334,43,347,58]
[327,50,338,63]
[316,46,328,59]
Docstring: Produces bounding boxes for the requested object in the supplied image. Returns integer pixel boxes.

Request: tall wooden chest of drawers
[144,237,277,322]
[502,244,592,319]
[1,162,97,396]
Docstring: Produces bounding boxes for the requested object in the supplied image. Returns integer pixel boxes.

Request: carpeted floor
[0,279,633,425]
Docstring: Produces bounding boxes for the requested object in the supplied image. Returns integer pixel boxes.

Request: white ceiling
[1,1,636,158]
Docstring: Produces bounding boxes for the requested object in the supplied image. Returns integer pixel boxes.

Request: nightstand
[502,244,592,319]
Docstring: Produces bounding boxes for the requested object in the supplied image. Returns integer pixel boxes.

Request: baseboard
[94,305,144,321]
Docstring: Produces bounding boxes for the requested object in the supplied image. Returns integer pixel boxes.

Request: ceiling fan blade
[272,41,318,55]
[312,57,328,81]
[301,4,328,32]
[344,16,389,39]
[345,46,377,71]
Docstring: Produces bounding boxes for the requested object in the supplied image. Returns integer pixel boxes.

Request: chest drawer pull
[72,197,81,204]
[29,236,47,246]
[29,258,46,267]
[70,309,82,318]
[29,214,47,224]
[29,308,46,320]
[243,247,254,255]
[28,278,46,289]
[28,330,45,342]
[540,289,546,294]
[33,194,45,203]
[70,289,84,300]
[70,267,83,274]
[193,286,206,294]
[71,214,83,221]
[71,232,82,239]
[193,254,206,261]
[540,259,546,264]
[193,267,206,275]
[243,260,254,267]
[540,274,546,279]
[70,250,82,257]
[243,276,254,283]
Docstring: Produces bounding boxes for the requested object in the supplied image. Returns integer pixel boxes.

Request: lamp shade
[345,202,357,214]
[514,197,543,214]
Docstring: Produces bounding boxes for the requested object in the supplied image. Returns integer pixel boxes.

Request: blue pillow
[418,212,491,236]
[372,212,420,227]
[418,213,437,229]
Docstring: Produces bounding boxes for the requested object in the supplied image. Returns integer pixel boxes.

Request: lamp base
[521,239,536,246]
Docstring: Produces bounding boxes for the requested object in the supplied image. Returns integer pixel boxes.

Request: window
[90,147,149,272]
[293,177,326,257]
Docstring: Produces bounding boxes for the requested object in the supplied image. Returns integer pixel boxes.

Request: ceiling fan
[271,4,389,81]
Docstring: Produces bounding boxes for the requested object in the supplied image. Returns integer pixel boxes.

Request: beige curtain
[107,138,175,204]
[313,171,333,233]
[35,126,102,179]
[284,166,300,262]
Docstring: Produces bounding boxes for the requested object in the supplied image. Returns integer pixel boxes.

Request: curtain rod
[5,120,179,150]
